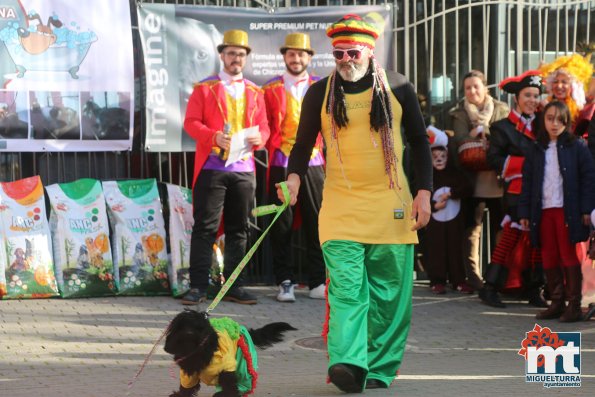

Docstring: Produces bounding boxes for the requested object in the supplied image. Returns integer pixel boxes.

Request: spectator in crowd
[539,53,594,133]
[449,70,509,292]
[262,33,326,302]
[423,126,473,294]
[278,14,432,392]
[539,50,595,319]
[575,76,595,137]
[182,30,270,305]
[479,70,547,309]
[518,101,595,322]
[589,101,595,160]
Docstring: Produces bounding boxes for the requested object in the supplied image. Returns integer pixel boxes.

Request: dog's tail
[248,322,297,349]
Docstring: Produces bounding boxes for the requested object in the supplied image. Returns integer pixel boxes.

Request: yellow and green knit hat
[326,14,381,49]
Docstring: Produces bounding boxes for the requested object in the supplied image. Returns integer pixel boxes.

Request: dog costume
[181,317,257,395]
[165,310,294,397]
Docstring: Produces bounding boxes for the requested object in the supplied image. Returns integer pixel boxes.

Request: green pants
[322,240,414,387]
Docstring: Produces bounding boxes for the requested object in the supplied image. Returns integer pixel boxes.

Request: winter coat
[449,98,510,167]
[517,131,595,247]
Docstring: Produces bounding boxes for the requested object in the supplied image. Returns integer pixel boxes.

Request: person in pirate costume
[478,70,548,309]
[262,33,326,302]
[277,14,432,392]
[182,30,270,306]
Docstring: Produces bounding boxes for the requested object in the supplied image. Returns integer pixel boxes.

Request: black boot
[479,263,508,308]
[560,266,583,323]
[536,267,565,319]
[524,264,547,308]
[328,364,364,393]
[527,287,548,308]
[583,303,595,321]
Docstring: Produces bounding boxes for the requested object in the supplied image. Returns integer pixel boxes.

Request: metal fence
[3,0,595,184]
[1,0,595,282]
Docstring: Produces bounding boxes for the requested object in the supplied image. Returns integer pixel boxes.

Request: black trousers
[267,165,326,289]
[424,216,466,287]
[188,169,255,290]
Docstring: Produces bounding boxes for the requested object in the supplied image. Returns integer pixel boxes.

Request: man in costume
[262,33,326,302]
[479,70,547,309]
[278,14,432,392]
[182,29,270,305]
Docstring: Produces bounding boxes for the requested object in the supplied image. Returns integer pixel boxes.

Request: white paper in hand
[225,126,259,167]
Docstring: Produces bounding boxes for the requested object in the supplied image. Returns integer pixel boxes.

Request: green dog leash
[127,183,290,393]
[206,182,290,313]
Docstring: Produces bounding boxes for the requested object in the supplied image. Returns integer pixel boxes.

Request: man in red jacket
[263,33,326,302]
[182,29,270,305]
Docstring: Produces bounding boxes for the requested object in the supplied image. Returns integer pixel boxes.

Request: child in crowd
[424,126,473,294]
[518,101,595,322]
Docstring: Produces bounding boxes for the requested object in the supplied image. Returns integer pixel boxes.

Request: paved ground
[1,282,593,397]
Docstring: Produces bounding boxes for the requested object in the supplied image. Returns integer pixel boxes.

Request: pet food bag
[0,235,7,298]
[165,183,193,297]
[103,179,169,295]
[0,176,59,299]
[46,178,115,298]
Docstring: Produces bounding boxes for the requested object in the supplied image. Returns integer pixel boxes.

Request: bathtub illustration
[0,21,97,79]
[5,39,95,79]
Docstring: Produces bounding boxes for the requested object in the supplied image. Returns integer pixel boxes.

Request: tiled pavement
[0,282,593,397]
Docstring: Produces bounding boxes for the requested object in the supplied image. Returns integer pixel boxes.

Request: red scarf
[508,110,536,140]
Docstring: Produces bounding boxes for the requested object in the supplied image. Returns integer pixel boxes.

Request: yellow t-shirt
[179,330,237,388]
[319,80,418,245]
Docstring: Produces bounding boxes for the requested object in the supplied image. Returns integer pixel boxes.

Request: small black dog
[164,309,296,397]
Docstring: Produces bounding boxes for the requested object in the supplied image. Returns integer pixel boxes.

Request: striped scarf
[508,110,536,140]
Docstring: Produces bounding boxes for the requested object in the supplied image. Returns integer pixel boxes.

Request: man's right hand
[215,132,231,151]
[276,173,300,206]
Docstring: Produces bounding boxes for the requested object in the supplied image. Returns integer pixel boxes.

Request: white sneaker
[309,283,326,300]
[277,280,295,302]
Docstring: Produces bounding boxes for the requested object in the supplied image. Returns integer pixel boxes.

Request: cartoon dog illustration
[17,12,63,55]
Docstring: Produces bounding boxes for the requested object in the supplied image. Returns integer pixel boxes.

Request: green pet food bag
[0,176,59,299]
[103,179,169,295]
[165,183,192,297]
[0,233,7,298]
[46,178,116,298]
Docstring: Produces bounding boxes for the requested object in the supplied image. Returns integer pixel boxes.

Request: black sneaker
[222,286,257,305]
[181,288,207,305]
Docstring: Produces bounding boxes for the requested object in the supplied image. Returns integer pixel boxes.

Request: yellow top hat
[280,33,314,55]
[217,29,251,54]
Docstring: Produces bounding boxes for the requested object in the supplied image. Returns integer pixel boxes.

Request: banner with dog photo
[137,4,393,152]
[0,0,134,152]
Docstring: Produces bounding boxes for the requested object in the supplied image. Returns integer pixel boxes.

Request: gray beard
[337,61,369,82]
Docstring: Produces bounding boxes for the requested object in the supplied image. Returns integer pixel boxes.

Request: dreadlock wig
[325,14,400,189]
